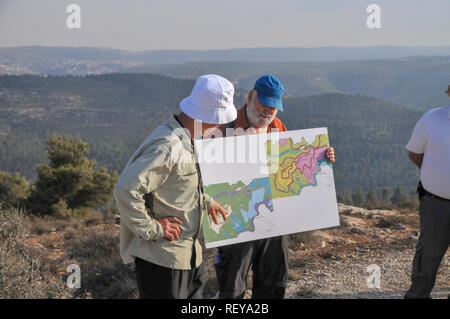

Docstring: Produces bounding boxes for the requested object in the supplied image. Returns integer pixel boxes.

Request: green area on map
[202,177,273,244]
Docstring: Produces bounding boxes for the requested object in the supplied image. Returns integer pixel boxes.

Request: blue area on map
[248,177,271,190]
[231,213,246,233]
[241,187,266,223]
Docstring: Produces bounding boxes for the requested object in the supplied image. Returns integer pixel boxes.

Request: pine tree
[380,187,392,205]
[391,187,410,207]
[27,135,118,217]
[0,171,30,208]
[366,189,378,203]
[341,189,354,205]
[352,188,366,207]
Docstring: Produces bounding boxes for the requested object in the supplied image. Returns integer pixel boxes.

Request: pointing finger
[209,210,218,225]
[219,206,228,221]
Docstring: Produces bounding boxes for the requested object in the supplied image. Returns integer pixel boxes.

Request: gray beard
[246,103,276,128]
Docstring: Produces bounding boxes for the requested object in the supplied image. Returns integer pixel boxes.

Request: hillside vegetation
[0,73,422,192]
[2,47,449,110]
[125,57,450,111]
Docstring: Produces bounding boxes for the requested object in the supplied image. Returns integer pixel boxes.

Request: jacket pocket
[177,163,198,177]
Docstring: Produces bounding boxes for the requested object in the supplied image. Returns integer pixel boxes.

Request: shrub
[0,207,70,298]
[63,223,138,298]
[0,171,30,208]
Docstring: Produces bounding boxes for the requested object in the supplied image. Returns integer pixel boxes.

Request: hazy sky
[1,0,449,51]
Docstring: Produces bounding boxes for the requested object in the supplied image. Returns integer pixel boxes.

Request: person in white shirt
[404,86,450,299]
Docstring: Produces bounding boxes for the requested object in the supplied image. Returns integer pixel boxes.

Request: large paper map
[195,127,339,248]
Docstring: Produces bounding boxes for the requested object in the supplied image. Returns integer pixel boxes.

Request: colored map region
[266,134,331,199]
[202,177,273,243]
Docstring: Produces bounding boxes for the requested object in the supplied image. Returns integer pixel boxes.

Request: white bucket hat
[180,74,237,124]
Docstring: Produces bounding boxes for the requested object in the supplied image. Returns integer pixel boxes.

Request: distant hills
[1,46,448,111]
[122,57,450,111]
[0,73,422,192]
[2,46,450,69]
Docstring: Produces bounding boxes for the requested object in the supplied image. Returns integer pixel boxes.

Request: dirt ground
[5,203,449,299]
[202,204,449,299]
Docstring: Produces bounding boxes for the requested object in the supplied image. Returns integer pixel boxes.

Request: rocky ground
[272,204,448,299]
[3,204,449,299]
[203,204,449,299]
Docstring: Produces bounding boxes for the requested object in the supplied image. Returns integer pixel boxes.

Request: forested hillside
[0,73,247,179]
[278,94,422,191]
[0,74,423,192]
[126,56,450,111]
[2,47,448,110]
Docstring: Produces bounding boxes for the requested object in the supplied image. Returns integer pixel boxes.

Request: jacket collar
[165,114,193,143]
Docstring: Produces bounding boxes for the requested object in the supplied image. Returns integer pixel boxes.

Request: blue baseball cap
[253,75,284,111]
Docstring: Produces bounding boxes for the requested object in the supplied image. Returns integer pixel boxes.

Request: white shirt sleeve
[405,113,428,154]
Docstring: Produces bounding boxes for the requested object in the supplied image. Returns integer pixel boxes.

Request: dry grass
[0,205,137,299]
[288,231,317,251]
[0,207,70,298]
[59,219,137,299]
[374,214,419,229]
[1,203,445,299]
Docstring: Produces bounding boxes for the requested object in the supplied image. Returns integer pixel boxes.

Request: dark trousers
[134,257,207,299]
[405,195,450,299]
[215,236,289,299]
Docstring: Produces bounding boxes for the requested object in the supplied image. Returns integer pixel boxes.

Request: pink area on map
[279,138,287,146]
[295,145,328,185]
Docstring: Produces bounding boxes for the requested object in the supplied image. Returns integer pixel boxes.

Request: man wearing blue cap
[215,75,335,299]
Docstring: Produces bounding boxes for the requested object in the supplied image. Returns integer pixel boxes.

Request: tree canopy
[27,135,117,217]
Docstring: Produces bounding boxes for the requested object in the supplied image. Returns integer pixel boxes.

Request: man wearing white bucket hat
[114,74,236,299]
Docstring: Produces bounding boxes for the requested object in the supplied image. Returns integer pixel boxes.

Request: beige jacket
[114,115,214,270]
